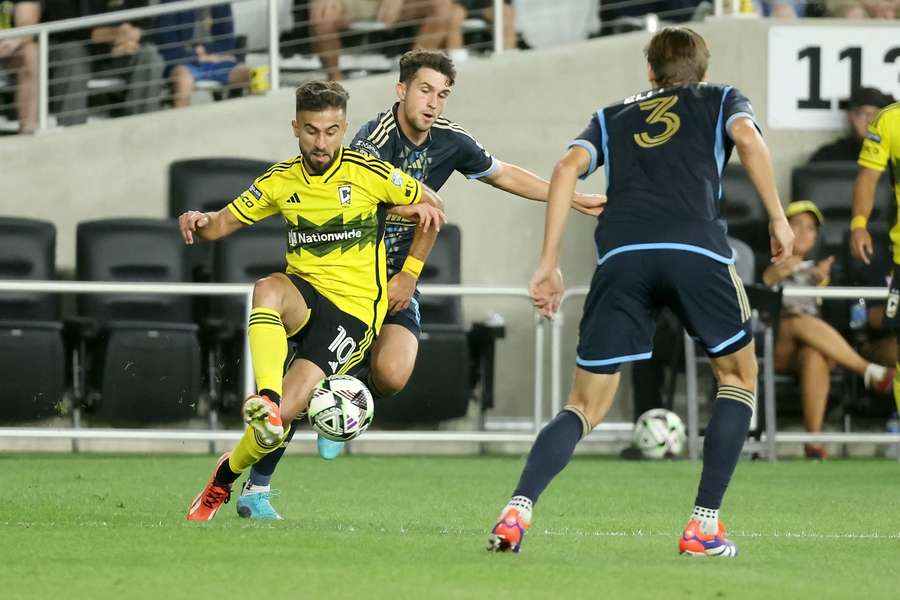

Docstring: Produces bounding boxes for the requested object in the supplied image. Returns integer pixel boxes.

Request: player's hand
[764,255,802,284]
[529,262,564,318]
[811,256,835,284]
[850,228,874,265]
[572,192,606,217]
[387,203,447,232]
[769,217,794,264]
[179,210,209,245]
[387,271,416,315]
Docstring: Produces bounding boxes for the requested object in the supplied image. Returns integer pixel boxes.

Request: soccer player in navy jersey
[236,49,605,519]
[487,27,794,556]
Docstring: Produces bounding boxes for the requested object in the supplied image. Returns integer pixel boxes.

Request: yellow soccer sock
[894,361,900,414]
[229,423,292,474]
[248,307,288,396]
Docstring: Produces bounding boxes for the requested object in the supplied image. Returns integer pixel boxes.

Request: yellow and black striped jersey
[227,148,422,331]
[859,102,900,263]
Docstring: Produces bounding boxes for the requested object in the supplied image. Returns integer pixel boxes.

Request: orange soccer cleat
[187,452,233,521]
[242,394,284,446]
[487,503,532,553]
[679,519,738,557]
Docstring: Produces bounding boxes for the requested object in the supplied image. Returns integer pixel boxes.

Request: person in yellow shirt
[849,100,900,413]
[182,80,445,521]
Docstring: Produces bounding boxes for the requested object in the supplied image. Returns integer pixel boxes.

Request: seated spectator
[810,87,894,163]
[762,201,894,459]
[448,0,516,57]
[311,0,454,81]
[42,0,164,126]
[156,1,250,108]
[0,0,38,133]
[826,0,897,17]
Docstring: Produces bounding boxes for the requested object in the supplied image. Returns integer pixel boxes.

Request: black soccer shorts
[286,275,374,377]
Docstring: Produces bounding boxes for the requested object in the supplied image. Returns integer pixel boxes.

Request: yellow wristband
[850,216,868,231]
[402,255,424,279]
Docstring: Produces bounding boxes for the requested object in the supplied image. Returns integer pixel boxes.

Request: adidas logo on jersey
[286,193,301,204]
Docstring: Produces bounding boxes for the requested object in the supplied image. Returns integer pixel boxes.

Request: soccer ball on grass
[632,408,686,459]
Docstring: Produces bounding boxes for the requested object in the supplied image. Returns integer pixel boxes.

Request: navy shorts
[382,287,422,338]
[576,249,753,374]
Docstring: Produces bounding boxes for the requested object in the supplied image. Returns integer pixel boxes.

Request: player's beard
[304,149,336,175]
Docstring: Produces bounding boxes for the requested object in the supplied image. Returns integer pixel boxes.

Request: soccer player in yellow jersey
[184,81,445,521]
[850,100,900,413]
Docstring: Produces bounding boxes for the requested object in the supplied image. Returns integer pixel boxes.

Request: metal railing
[0,0,512,132]
[3,279,896,457]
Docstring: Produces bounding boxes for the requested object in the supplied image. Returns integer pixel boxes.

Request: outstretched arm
[530,146,592,317]
[480,161,606,217]
[178,207,244,244]
[730,118,793,263]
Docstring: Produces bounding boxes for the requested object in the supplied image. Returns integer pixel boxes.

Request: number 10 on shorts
[328,326,358,373]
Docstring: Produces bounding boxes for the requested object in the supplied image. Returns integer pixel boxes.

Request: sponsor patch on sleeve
[353,139,381,158]
[865,131,882,143]
[391,170,404,188]
[248,184,263,199]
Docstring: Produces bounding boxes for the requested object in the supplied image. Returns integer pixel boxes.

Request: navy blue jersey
[573,83,758,265]
[351,103,496,275]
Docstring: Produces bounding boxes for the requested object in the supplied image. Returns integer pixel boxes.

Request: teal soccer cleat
[236,482,283,520]
[317,435,344,460]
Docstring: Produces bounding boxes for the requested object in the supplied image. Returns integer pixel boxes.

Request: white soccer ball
[633,408,686,459]
[307,374,374,442]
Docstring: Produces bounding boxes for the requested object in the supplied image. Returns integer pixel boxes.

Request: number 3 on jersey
[633,96,681,149]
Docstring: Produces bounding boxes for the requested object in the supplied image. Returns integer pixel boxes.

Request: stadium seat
[0,217,65,422]
[207,221,287,410]
[74,218,200,423]
[791,161,894,254]
[168,157,274,280]
[379,224,503,423]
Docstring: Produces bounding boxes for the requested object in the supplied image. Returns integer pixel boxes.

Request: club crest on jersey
[338,185,352,207]
[391,170,404,188]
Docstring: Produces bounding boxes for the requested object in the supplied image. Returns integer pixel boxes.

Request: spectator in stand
[0,0,38,133]
[156,0,250,108]
[762,201,894,459]
[311,0,455,81]
[810,87,894,163]
[826,0,898,17]
[42,0,164,125]
[447,0,516,59]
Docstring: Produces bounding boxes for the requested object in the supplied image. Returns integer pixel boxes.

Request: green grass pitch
[1,454,898,599]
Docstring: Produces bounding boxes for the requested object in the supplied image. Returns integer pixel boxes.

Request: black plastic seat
[169,157,274,281]
[380,225,477,423]
[792,161,894,252]
[75,218,200,423]
[0,217,64,422]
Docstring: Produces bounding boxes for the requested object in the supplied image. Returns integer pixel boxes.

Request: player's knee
[252,275,287,311]
[371,366,409,397]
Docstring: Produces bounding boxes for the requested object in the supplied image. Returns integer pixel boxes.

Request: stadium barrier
[1,280,898,460]
[0,0,512,132]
